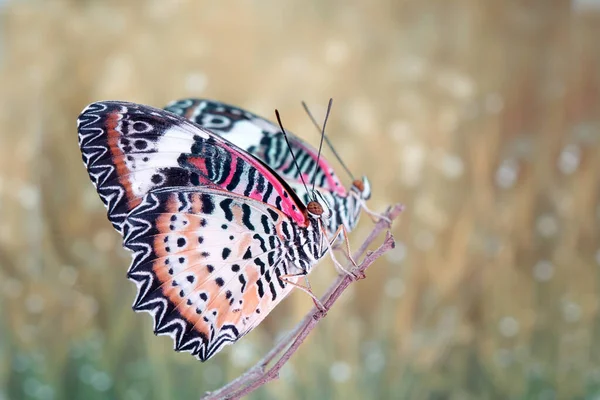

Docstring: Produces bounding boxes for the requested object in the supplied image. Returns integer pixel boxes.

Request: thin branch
[202,203,404,400]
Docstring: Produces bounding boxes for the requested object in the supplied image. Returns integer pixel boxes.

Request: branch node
[353,270,366,280]
[313,309,327,320]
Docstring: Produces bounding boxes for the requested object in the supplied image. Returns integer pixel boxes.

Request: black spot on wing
[200,193,215,214]
[268,236,277,250]
[220,198,234,222]
[222,247,231,260]
[241,204,255,231]
[255,257,266,274]
[269,282,277,301]
[267,250,276,266]
[256,174,265,193]
[225,158,243,191]
[244,167,256,197]
[253,233,267,252]
[282,221,290,238]
[260,215,271,234]
[267,209,279,221]
[177,192,187,212]
[262,182,273,204]
[257,280,264,298]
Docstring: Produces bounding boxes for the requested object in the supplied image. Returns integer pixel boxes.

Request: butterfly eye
[306,200,324,216]
[309,191,332,220]
[352,179,365,192]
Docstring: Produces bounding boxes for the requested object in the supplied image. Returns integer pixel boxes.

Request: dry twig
[202,203,404,400]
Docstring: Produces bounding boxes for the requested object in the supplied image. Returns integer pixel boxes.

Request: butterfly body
[77,101,330,361]
[164,99,372,238]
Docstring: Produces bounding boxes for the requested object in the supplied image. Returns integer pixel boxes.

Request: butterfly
[77,101,336,361]
[163,99,386,245]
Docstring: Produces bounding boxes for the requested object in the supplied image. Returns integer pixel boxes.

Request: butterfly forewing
[77,101,307,234]
[165,98,346,196]
[164,98,373,238]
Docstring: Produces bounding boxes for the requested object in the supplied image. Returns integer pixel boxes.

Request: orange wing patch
[105,109,142,211]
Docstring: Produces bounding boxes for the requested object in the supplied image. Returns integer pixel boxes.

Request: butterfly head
[351,176,371,201]
[306,190,333,220]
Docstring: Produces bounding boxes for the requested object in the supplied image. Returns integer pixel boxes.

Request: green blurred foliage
[0,0,599,399]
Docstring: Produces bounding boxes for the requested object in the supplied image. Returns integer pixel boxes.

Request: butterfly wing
[124,187,305,361]
[77,101,308,234]
[77,101,322,361]
[164,98,347,196]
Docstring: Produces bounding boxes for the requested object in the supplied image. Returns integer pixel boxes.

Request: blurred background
[1,0,599,399]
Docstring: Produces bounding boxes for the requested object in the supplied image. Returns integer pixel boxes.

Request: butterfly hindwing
[165,98,346,196]
[77,101,308,234]
[123,187,303,361]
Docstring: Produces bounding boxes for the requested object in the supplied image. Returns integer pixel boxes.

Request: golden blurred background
[1,0,600,399]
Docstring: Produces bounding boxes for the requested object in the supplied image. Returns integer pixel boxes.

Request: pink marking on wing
[249,190,264,203]
[247,157,306,225]
[219,156,238,188]
[185,148,306,226]
[209,138,307,226]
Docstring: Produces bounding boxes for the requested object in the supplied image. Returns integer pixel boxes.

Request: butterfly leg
[361,201,392,225]
[322,223,364,280]
[280,273,326,312]
[330,224,358,267]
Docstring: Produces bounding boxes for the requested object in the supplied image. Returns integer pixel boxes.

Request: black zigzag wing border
[77,102,129,233]
[123,189,245,362]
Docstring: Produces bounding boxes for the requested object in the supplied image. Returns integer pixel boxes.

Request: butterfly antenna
[302,100,355,181]
[311,98,333,193]
[274,109,312,200]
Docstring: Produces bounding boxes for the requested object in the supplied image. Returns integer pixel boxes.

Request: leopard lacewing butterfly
[77,101,333,361]
[164,99,374,240]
